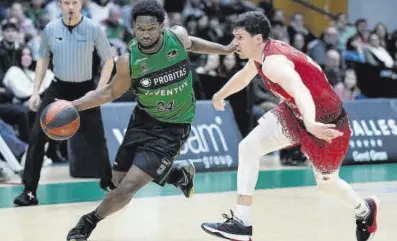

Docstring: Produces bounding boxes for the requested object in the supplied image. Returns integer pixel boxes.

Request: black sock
[166,167,184,185]
[87,210,103,223]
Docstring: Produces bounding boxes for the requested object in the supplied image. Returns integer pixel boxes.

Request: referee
[14,0,115,206]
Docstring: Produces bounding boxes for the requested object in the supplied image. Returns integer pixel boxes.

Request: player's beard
[139,37,161,50]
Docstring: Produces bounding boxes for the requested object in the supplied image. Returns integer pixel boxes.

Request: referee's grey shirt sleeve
[95,26,113,61]
[38,27,50,58]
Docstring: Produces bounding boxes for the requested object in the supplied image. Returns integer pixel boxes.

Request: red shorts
[272,103,351,173]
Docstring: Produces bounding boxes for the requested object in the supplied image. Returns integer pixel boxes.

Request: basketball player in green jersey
[66,0,236,240]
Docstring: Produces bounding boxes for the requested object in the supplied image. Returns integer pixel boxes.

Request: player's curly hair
[132,0,166,24]
[233,11,271,41]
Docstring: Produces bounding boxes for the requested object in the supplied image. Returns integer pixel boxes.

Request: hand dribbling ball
[40,100,80,141]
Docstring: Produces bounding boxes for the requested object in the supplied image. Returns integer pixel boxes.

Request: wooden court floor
[1,163,396,241]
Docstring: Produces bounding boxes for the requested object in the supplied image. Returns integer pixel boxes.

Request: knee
[238,135,263,161]
[315,171,339,191]
[239,139,252,163]
[239,136,258,156]
[116,181,140,199]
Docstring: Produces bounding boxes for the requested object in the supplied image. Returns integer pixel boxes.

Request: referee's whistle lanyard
[68,14,73,26]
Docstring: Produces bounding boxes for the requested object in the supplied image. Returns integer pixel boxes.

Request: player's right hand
[212,93,225,111]
[29,93,41,112]
[225,40,237,54]
[304,121,344,143]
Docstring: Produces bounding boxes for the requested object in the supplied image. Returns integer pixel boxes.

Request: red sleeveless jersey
[255,39,343,123]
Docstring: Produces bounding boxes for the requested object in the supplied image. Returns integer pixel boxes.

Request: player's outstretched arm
[216,60,257,99]
[170,25,235,55]
[72,54,132,111]
[212,60,257,111]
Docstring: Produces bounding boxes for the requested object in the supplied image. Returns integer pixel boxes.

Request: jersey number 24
[156,100,174,112]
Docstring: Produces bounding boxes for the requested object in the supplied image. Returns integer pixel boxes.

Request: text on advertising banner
[100,101,242,172]
[343,99,397,165]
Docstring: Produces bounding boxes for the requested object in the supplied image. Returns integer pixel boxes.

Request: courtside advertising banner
[343,99,397,165]
[101,101,242,172]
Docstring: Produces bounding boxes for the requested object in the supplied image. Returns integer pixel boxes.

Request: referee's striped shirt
[39,16,113,82]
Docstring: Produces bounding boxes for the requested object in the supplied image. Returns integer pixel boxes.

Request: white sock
[234,205,251,226]
[354,200,370,219]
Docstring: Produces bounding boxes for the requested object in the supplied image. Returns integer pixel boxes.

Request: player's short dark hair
[233,11,271,41]
[132,0,166,24]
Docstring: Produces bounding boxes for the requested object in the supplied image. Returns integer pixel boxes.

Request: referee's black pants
[23,79,112,193]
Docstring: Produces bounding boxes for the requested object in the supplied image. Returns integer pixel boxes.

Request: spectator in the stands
[0,19,22,84]
[196,14,212,41]
[271,21,289,43]
[25,0,48,29]
[271,9,285,24]
[196,54,219,77]
[334,13,356,52]
[88,0,116,24]
[344,34,366,63]
[334,68,364,101]
[0,119,27,162]
[364,32,394,68]
[374,23,389,49]
[8,2,37,38]
[0,41,32,144]
[349,18,369,45]
[323,49,343,87]
[217,53,240,79]
[183,0,205,19]
[101,5,129,42]
[292,33,306,53]
[167,12,183,27]
[287,13,315,44]
[307,27,338,66]
[3,46,53,105]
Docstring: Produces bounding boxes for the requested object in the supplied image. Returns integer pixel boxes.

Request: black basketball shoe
[201,210,252,241]
[175,160,195,198]
[67,214,97,241]
[14,190,38,206]
[356,197,380,241]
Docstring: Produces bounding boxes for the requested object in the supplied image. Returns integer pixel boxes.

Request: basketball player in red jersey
[201,11,378,241]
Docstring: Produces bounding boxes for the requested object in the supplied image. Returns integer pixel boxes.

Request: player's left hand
[212,93,225,111]
[304,121,344,143]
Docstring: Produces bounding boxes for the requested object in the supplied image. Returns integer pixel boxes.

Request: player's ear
[254,34,263,44]
[160,23,164,32]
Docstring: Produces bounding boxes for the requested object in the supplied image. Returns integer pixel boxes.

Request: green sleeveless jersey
[128,29,195,124]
